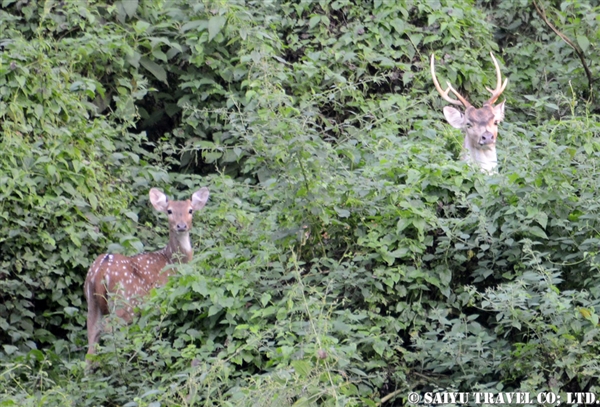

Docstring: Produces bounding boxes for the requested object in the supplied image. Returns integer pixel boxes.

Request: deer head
[430,52,508,173]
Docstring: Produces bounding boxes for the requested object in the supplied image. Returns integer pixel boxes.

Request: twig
[379,388,403,405]
[532,0,593,100]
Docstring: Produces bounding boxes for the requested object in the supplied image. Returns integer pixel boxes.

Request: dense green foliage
[2,0,600,405]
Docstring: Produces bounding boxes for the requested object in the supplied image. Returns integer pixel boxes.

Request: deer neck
[163,231,193,264]
[463,138,497,173]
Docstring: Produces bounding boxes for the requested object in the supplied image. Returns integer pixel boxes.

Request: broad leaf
[208,16,226,41]
[140,56,168,84]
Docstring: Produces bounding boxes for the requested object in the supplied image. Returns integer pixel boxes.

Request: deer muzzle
[176,223,189,232]
[479,132,496,146]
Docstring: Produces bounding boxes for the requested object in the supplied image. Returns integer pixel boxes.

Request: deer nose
[480,132,495,145]
[176,223,188,231]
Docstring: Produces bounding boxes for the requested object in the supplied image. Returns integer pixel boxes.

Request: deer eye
[494,121,499,126]
[188,209,193,214]
[167,209,173,215]
[466,122,473,128]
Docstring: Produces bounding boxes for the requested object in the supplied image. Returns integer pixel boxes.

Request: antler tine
[430,54,472,108]
[445,81,473,108]
[485,52,508,105]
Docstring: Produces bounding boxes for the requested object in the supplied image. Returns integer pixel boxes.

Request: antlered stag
[430,52,508,173]
[84,187,210,362]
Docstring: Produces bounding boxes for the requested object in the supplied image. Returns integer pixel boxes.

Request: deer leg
[85,283,104,361]
[86,306,102,354]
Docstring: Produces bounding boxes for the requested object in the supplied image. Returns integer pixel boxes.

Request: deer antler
[430,53,472,108]
[485,52,508,105]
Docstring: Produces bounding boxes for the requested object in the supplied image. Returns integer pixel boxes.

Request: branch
[379,388,403,405]
[532,0,593,99]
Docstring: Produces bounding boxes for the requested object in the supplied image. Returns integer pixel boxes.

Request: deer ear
[149,188,169,212]
[191,187,210,211]
[442,106,465,129]
[494,100,506,121]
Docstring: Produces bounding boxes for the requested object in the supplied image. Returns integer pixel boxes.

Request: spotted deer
[84,187,210,361]
[430,52,508,173]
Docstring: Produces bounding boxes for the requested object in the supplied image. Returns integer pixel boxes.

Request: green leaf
[139,57,168,84]
[577,35,590,53]
[134,20,150,33]
[34,104,43,118]
[536,212,548,229]
[373,340,386,356]
[64,306,78,316]
[260,292,271,306]
[152,50,168,62]
[291,360,312,378]
[181,20,207,33]
[124,211,138,222]
[390,18,406,34]
[208,16,226,41]
[89,193,98,210]
[29,349,44,361]
[397,218,411,233]
[192,279,208,296]
[141,390,160,398]
[309,15,321,29]
[203,151,223,162]
[70,233,82,247]
[380,251,394,266]
[121,0,138,17]
[389,247,409,259]
[3,345,18,355]
[334,207,350,218]
[208,305,221,317]
[126,51,141,68]
[528,226,548,240]
[292,397,310,406]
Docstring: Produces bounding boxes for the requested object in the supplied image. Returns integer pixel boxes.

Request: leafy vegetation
[1,0,600,405]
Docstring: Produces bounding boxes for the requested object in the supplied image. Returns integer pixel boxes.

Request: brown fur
[84,187,210,363]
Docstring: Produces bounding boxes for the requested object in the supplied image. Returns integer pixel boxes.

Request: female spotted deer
[430,52,508,173]
[84,187,210,362]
